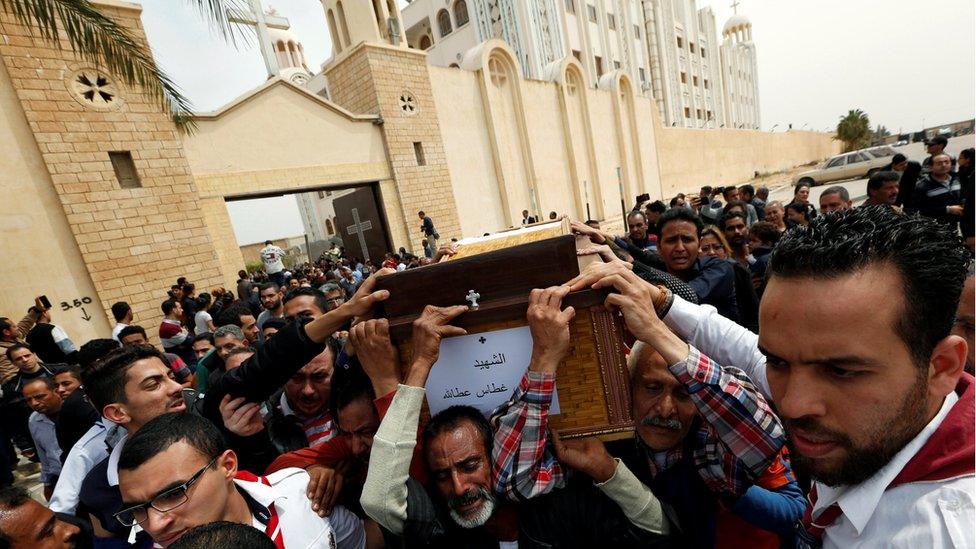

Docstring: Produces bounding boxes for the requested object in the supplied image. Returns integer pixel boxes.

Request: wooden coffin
[373,235,634,440]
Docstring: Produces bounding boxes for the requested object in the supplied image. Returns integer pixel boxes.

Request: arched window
[419,35,432,50]
[453,1,469,27]
[275,40,285,52]
[336,1,351,47]
[437,9,452,37]
[287,41,298,67]
[488,56,508,87]
[327,9,342,53]
[325,219,334,235]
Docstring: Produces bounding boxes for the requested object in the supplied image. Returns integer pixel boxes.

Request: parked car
[794,146,898,186]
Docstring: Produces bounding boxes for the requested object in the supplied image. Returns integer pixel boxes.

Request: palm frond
[187,0,254,48]
[0,0,253,132]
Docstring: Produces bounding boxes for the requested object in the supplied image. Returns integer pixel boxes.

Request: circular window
[289,73,310,86]
[398,90,418,116]
[66,68,123,111]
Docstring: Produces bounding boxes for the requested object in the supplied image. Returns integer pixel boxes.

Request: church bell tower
[321,0,460,253]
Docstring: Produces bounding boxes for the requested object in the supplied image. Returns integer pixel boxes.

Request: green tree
[874,125,891,138]
[0,0,250,131]
[835,109,872,152]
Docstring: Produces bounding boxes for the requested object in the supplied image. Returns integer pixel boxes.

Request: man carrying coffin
[584,206,975,548]
[491,284,805,547]
[359,304,673,547]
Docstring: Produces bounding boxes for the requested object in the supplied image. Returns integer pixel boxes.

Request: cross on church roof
[228,0,291,78]
[730,0,741,14]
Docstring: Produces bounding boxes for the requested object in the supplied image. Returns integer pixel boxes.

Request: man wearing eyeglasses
[73,272,394,544]
[117,413,366,548]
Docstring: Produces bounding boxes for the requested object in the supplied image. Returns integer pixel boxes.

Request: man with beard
[607,206,973,547]
[718,211,761,332]
[719,211,751,267]
[255,283,284,337]
[494,285,803,547]
[360,305,673,547]
[0,486,91,548]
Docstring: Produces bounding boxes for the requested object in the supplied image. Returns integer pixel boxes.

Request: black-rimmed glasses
[113,457,218,527]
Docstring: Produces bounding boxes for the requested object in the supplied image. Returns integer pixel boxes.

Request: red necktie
[798,485,843,546]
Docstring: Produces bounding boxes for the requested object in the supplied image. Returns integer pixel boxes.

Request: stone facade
[0,0,223,338]
[325,43,462,253]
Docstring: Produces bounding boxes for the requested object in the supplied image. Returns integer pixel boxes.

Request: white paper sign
[425,326,560,416]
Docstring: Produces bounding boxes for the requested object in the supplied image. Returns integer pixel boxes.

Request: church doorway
[224,182,393,271]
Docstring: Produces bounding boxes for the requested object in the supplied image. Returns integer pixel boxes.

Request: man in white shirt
[260,240,287,287]
[571,206,974,548]
[111,302,132,342]
[117,413,367,548]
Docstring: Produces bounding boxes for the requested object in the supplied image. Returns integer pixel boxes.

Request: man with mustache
[360,302,673,546]
[601,206,974,547]
[493,283,804,547]
[0,486,91,548]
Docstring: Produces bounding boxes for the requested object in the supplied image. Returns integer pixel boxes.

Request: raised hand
[219,394,265,437]
[552,431,617,483]
[349,318,400,396]
[405,305,468,387]
[341,267,396,319]
[527,286,576,374]
[569,220,607,244]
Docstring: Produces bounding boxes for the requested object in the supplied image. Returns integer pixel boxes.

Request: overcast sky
[138,0,974,240]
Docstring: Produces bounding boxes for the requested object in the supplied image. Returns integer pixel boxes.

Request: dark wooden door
[333,186,390,263]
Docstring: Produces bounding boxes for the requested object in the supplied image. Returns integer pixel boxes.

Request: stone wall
[0,0,223,341]
[655,127,841,197]
[325,43,462,253]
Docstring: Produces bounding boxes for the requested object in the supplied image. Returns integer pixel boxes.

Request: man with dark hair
[255,283,284,336]
[53,365,83,400]
[520,209,536,225]
[260,317,287,340]
[952,266,974,375]
[25,308,78,365]
[1,344,55,460]
[644,201,667,235]
[0,298,44,384]
[584,219,601,230]
[23,377,63,500]
[657,208,741,324]
[819,186,853,213]
[283,287,331,322]
[0,485,89,548]
[863,171,900,207]
[723,186,758,225]
[747,221,781,293]
[912,154,963,226]
[720,211,751,267]
[215,303,259,345]
[418,210,439,250]
[921,135,955,172]
[116,413,366,548]
[360,305,673,546]
[159,299,196,369]
[170,521,276,549]
[884,152,909,173]
[119,326,194,388]
[619,211,657,254]
[740,184,766,221]
[620,206,973,546]
[110,301,132,342]
[77,277,390,543]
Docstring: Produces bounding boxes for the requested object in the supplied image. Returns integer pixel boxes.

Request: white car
[794,146,898,187]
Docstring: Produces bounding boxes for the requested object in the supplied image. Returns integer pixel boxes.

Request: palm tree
[835,109,872,152]
[0,0,251,131]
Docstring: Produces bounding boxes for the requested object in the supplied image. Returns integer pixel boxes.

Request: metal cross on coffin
[466,290,481,309]
[346,208,373,263]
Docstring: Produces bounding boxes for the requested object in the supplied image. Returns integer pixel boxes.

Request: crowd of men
[0,142,972,548]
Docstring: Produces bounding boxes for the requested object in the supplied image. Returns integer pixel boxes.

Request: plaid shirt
[489,370,566,501]
[490,345,784,501]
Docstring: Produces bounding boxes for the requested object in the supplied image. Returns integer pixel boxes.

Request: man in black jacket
[912,154,964,227]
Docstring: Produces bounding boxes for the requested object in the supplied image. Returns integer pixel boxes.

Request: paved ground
[768,135,975,207]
